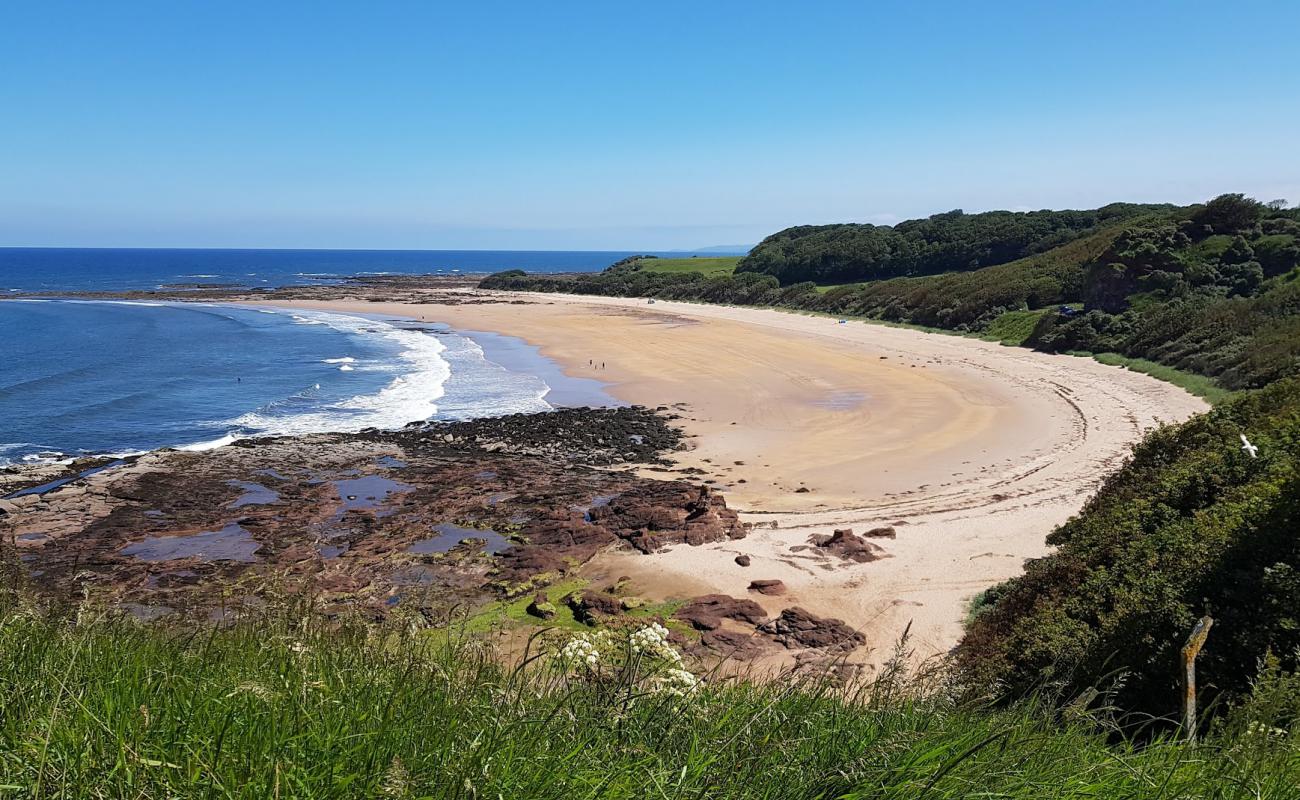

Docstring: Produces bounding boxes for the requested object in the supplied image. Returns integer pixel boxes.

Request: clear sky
[2,0,1297,250]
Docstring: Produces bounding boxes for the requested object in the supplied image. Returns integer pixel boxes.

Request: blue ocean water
[0,247,691,293]
[0,248,661,466]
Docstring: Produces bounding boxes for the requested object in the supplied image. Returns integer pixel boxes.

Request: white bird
[1240,433,1259,459]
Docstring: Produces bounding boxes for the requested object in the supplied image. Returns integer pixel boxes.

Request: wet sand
[252,292,1209,667]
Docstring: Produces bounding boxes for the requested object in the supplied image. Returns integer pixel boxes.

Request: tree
[1193,193,1263,235]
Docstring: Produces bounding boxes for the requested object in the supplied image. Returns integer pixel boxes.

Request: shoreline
[244,289,1209,664]
[2,284,1212,667]
[0,298,619,471]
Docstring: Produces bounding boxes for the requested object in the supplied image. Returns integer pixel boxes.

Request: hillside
[638,255,741,277]
[483,195,1300,392]
[736,203,1172,284]
[959,376,1300,717]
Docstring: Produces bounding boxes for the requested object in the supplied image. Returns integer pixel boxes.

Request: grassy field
[980,309,1052,345]
[2,604,1299,798]
[639,256,741,277]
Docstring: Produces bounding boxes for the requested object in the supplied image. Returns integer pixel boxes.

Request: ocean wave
[226,309,451,437]
[322,357,356,363]
[176,433,243,452]
[435,333,552,420]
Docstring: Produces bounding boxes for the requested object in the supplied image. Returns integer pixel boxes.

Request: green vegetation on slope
[980,309,1053,345]
[639,255,740,277]
[4,606,1300,798]
[736,202,1171,284]
[482,195,1300,392]
[959,376,1300,718]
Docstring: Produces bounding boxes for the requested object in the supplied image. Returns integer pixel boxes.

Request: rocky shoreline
[2,405,864,664]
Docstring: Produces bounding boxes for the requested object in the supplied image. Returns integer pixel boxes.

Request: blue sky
[1,0,1297,250]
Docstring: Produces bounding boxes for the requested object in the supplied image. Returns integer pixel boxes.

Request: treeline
[735,202,1171,284]
[482,195,1300,390]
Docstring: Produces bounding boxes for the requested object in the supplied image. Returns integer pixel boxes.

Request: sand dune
[259,292,1209,667]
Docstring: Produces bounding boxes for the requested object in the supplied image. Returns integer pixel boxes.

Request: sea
[0,247,706,467]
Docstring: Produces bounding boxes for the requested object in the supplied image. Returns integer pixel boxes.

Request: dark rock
[734,554,751,567]
[591,484,746,554]
[673,594,768,631]
[863,526,897,539]
[758,606,865,652]
[526,592,556,620]
[699,628,769,659]
[567,590,623,625]
[808,528,887,563]
[747,579,786,596]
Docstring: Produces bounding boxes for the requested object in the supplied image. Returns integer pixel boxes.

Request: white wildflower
[1247,721,1288,738]
[657,668,702,697]
[629,623,683,664]
[559,633,601,668]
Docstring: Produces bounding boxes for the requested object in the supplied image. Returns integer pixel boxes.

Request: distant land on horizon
[669,244,753,254]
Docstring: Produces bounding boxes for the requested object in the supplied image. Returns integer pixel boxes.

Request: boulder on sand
[734,554,751,567]
[747,579,786,596]
[809,528,886,563]
[673,594,768,631]
[758,606,864,652]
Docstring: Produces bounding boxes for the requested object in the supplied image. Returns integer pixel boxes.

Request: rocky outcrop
[567,590,623,625]
[673,594,768,631]
[400,406,684,466]
[4,406,744,622]
[758,607,865,652]
[747,579,786,596]
[593,485,746,554]
[526,593,556,620]
[809,528,887,563]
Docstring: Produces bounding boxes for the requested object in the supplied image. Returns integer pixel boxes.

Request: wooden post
[1181,616,1213,741]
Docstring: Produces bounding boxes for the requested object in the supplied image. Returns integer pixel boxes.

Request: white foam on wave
[322,357,356,364]
[338,364,354,371]
[225,308,452,437]
[435,333,553,420]
[177,433,242,452]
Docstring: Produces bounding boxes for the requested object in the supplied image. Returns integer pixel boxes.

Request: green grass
[638,256,740,277]
[3,606,1300,798]
[463,578,591,633]
[980,309,1051,345]
[1073,351,1237,404]
[813,281,866,293]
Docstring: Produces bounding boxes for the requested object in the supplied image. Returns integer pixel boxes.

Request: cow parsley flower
[629,622,684,665]
[657,668,702,697]
[560,633,601,668]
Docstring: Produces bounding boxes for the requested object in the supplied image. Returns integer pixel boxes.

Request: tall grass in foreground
[1,606,1298,798]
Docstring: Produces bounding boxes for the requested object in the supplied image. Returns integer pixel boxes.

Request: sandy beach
[255,292,1209,666]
